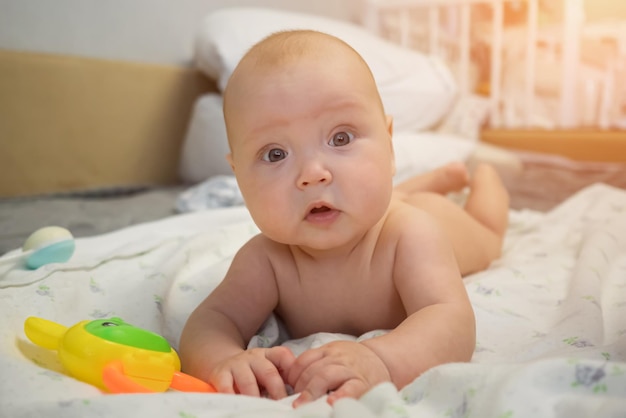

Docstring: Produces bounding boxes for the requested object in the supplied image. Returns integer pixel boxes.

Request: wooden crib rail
[360,0,624,131]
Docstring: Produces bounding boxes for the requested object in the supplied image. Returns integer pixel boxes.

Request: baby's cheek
[252,211,291,241]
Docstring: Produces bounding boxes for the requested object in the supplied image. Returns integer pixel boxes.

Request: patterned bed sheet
[1,183,625,417]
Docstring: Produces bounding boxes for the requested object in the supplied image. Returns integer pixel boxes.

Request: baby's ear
[385,115,396,176]
[386,115,393,137]
[226,153,235,172]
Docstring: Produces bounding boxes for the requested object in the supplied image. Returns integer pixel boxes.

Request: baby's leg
[401,164,509,276]
[394,162,469,196]
[463,163,509,242]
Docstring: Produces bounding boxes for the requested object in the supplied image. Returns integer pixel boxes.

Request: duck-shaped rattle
[24,316,216,394]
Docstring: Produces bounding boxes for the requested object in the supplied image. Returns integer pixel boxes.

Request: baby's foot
[394,161,470,196]
[436,161,470,193]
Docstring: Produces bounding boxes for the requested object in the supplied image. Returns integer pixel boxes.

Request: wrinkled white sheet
[1,183,626,417]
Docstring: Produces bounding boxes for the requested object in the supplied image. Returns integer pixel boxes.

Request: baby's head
[223,30,388,145]
[223,30,396,250]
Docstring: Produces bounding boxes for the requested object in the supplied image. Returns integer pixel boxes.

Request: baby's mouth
[310,206,331,214]
[305,203,338,222]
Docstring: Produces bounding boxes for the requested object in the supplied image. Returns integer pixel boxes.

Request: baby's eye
[262,148,287,162]
[329,131,354,147]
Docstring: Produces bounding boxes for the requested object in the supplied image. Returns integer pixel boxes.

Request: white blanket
[1,183,626,417]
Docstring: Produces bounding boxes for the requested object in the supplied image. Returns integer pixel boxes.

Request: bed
[2,4,626,418]
[2,182,626,417]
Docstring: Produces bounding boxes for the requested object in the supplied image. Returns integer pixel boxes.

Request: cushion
[194,7,457,133]
[179,93,232,183]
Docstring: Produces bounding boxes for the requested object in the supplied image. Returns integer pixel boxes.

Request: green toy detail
[84,317,171,353]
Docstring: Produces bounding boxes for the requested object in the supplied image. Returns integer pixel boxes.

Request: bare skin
[179,30,509,407]
[398,162,509,275]
[395,161,469,196]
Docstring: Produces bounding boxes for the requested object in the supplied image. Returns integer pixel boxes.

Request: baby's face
[226,51,395,251]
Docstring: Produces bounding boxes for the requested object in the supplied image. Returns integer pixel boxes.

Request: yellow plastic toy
[24,316,216,394]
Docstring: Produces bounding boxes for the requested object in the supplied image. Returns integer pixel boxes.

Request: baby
[179,30,509,407]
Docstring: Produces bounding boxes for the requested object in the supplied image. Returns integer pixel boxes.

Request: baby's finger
[212,371,236,395]
[326,379,369,405]
[292,389,316,408]
[266,346,296,378]
[286,348,324,387]
[292,365,349,407]
[231,364,261,397]
[251,361,287,400]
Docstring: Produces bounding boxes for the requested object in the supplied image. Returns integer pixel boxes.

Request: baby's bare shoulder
[221,234,293,300]
[380,199,452,258]
[385,198,440,231]
[233,234,294,272]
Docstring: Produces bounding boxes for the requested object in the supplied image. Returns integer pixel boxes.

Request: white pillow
[179,93,232,183]
[392,131,475,185]
[194,7,457,133]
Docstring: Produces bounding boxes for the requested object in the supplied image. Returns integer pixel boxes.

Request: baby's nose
[297,160,332,189]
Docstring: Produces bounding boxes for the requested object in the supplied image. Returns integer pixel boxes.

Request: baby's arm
[288,207,475,405]
[362,208,476,386]
[179,236,295,399]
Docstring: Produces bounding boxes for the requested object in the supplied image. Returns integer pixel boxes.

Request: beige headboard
[0,49,215,198]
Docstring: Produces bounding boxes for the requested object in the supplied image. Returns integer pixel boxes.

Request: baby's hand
[209,346,295,399]
[287,341,391,407]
